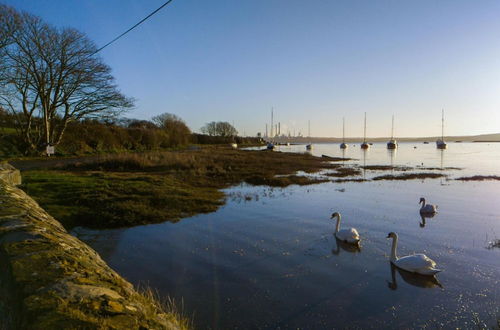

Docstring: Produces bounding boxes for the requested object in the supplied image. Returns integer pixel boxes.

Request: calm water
[73,142,500,329]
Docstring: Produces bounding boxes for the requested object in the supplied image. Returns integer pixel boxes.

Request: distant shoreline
[265,132,500,144]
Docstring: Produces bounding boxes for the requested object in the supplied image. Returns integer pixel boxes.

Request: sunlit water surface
[73,143,500,328]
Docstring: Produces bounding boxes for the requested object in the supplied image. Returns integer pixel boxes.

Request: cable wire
[93,0,175,55]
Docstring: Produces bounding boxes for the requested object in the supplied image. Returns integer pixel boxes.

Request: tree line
[0,4,246,156]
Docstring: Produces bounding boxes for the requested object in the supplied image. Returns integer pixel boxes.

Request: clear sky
[4,0,500,137]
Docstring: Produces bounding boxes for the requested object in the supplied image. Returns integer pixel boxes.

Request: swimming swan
[331,212,360,244]
[386,232,441,276]
[419,197,437,214]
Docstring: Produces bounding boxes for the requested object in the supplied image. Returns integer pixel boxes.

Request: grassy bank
[20,147,338,229]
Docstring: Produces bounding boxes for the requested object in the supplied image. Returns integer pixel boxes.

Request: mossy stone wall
[0,165,180,329]
[0,162,21,186]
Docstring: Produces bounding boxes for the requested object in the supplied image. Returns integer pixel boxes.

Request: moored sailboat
[387,115,397,149]
[436,109,447,149]
[360,112,369,149]
[340,117,348,149]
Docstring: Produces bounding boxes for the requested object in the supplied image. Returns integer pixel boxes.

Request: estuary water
[73,142,500,329]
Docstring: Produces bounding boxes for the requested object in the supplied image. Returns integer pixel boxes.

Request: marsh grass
[22,147,339,228]
[136,285,192,330]
[372,173,446,181]
[361,165,412,171]
[325,167,362,177]
[456,175,500,181]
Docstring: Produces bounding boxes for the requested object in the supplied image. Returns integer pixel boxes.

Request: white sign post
[46,145,55,157]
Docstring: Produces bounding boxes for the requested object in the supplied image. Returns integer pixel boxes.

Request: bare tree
[0,4,20,50]
[152,113,191,146]
[200,121,217,136]
[215,121,238,137]
[0,9,133,154]
[201,121,237,137]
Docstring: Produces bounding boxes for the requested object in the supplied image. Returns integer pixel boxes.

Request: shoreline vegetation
[13,146,493,230]
[14,145,492,230]
[18,147,341,229]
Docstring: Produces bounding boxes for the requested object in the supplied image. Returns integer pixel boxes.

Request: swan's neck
[335,215,341,233]
[421,199,426,207]
[390,236,398,261]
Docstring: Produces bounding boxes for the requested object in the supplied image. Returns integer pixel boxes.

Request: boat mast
[308,120,311,138]
[441,108,444,141]
[363,112,367,142]
[391,115,394,140]
[271,107,274,138]
[342,117,345,143]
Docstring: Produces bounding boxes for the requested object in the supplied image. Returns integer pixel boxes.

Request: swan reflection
[331,237,361,255]
[419,213,436,228]
[387,263,442,290]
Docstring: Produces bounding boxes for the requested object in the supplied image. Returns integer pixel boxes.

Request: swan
[386,232,441,276]
[387,263,442,290]
[419,197,437,214]
[331,212,360,244]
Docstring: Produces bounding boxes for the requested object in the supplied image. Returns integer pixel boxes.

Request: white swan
[419,197,437,214]
[331,212,360,244]
[386,232,441,276]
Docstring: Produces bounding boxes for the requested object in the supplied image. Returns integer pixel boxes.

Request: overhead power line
[93,0,175,54]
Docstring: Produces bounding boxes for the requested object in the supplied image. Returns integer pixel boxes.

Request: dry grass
[136,285,192,330]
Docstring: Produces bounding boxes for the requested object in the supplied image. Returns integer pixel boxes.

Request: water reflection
[387,148,396,170]
[419,213,436,228]
[361,149,367,179]
[387,263,443,290]
[331,237,361,255]
[71,227,126,261]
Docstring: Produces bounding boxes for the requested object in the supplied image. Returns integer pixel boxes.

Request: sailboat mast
[391,115,394,140]
[342,117,345,143]
[441,109,444,140]
[271,107,274,138]
[308,120,311,138]
[363,112,367,142]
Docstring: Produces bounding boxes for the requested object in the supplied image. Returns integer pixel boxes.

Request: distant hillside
[270,132,500,143]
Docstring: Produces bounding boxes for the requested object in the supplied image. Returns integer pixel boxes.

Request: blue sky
[4,0,500,137]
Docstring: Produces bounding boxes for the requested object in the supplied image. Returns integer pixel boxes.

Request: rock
[0,170,183,329]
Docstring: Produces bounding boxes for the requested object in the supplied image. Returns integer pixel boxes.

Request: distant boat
[360,112,369,149]
[231,143,238,149]
[436,109,447,149]
[306,120,313,150]
[423,141,429,144]
[267,142,275,150]
[387,115,397,149]
[340,117,348,149]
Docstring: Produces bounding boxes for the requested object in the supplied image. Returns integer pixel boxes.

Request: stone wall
[0,165,182,329]
[0,162,21,186]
